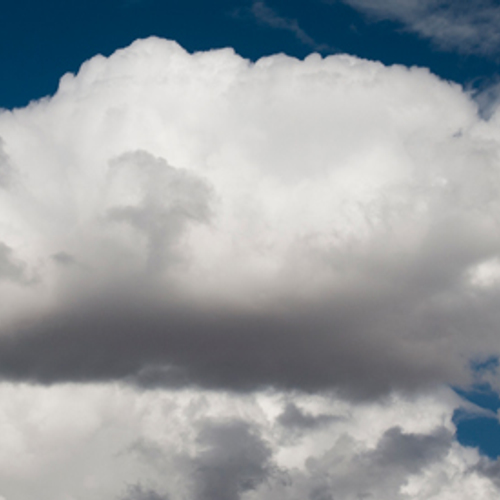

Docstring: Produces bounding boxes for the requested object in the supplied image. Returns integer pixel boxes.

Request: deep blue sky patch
[454,411,500,460]
[454,381,500,459]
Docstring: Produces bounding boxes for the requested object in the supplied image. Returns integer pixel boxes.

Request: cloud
[2,37,500,402]
[285,427,453,500]
[4,35,500,500]
[123,485,168,500]
[249,1,330,51]
[0,293,466,398]
[190,420,273,500]
[105,150,213,274]
[0,242,31,284]
[121,485,169,500]
[277,402,338,432]
[473,79,500,120]
[337,0,500,56]
[0,138,15,188]
[0,383,498,500]
[369,425,452,473]
[51,251,78,267]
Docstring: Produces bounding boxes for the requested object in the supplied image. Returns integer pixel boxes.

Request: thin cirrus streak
[336,0,500,56]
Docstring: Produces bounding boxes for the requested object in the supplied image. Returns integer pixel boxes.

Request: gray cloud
[121,416,275,500]
[368,425,452,473]
[473,80,500,120]
[279,425,453,500]
[191,420,273,500]
[0,287,468,399]
[309,485,334,500]
[0,242,29,284]
[338,0,500,56]
[474,457,500,489]
[106,151,213,274]
[277,402,339,431]
[120,485,169,500]
[52,251,78,266]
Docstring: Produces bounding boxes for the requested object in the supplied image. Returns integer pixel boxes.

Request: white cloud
[337,0,500,56]
[2,36,500,496]
[0,37,499,397]
[0,37,498,396]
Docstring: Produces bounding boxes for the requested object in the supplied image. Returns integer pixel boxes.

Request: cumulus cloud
[279,427,453,500]
[5,34,500,500]
[0,384,497,499]
[2,37,500,399]
[337,0,500,56]
[190,420,273,500]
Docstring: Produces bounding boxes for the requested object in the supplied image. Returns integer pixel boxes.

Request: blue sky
[3,2,500,499]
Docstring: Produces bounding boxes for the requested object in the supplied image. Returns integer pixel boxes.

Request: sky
[2,1,500,499]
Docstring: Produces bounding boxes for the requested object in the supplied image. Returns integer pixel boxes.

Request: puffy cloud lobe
[105,150,213,274]
[369,426,452,473]
[0,383,498,500]
[1,37,500,397]
[285,427,453,500]
[277,402,338,431]
[190,420,273,500]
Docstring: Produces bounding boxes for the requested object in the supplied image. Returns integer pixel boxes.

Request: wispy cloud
[250,1,331,51]
[337,0,500,56]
